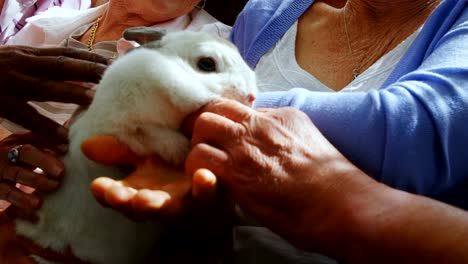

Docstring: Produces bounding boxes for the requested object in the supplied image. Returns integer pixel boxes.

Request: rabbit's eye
[197,57,217,72]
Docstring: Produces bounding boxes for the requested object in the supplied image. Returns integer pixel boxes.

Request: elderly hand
[82,135,234,261]
[0,46,109,143]
[81,135,221,221]
[185,98,373,249]
[0,133,64,219]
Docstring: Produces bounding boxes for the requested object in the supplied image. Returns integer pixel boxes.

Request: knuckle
[20,144,35,155]
[233,124,247,137]
[284,107,306,118]
[10,166,21,183]
[2,49,24,66]
[63,47,77,55]
[55,56,67,67]
[88,62,106,76]
[0,183,12,200]
[198,112,211,121]
[20,144,43,162]
[2,163,23,183]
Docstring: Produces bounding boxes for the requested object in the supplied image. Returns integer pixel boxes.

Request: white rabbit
[15,29,257,264]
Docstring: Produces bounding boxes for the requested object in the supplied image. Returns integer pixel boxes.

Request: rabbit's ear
[123,27,167,45]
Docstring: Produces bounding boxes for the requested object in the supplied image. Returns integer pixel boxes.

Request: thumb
[81,135,140,166]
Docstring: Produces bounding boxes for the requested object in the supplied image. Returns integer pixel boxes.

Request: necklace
[87,17,102,51]
[342,6,360,80]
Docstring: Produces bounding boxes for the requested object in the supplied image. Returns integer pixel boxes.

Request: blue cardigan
[231,0,468,209]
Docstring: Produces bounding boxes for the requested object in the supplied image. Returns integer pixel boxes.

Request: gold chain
[342,5,360,80]
[87,17,102,51]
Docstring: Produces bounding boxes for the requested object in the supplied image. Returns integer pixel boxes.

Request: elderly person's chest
[293,2,431,91]
[64,22,119,59]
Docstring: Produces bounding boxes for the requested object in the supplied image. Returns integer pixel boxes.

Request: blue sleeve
[253,19,468,199]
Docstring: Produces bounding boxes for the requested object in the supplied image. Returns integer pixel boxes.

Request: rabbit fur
[15,30,257,264]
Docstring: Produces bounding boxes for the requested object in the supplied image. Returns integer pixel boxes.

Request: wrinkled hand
[0,133,64,221]
[0,46,109,143]
[185,98,367,246]
[81,135,219,221]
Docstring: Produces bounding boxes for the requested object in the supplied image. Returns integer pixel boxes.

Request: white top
[255,21,420,92]
[6,3,231,46]
[0,0,91,44]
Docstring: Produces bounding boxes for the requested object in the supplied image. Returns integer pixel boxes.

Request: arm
[0,46,107,211]
[186,99,468,263]
[0,133,65,212]
[254,18,468,202]
[328,178,468,264]
[0,45,108,143]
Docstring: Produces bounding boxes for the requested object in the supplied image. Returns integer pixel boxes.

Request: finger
[0,132,66,157]
[0,183,41,209]
[131,189,175,216]
[191,112,245,147]
[23,46,110,65]
[92,179,171,221]
[91,177,119,207]
[192,168,217,201]
[4,205,39,222]
[0,132,40,147]
[1,164,59,191]
[181,98,254,137]
[1,103,69,144]
[21,55,106,83]
[0,102,68,145]
[13,74,95,105]
[185,143,229,181]
[181,106,204,137]
[18,144,64,178]
[12,46,110,65]
[81,135,140,166]
[92,178,144,216]
[202,98,255,123]
[104,182,138,209]
[102,186,174,221]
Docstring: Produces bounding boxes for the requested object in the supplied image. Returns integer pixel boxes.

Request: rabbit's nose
[247,94,255,104]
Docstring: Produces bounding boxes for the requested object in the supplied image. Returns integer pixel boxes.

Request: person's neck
[91,0,107,7]
[343,0,441,66]
[297,0,441,90]
[93,1,183,43]
[348,0,441,25]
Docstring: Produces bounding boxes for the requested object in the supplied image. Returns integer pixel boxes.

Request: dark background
[205,0,249,25]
